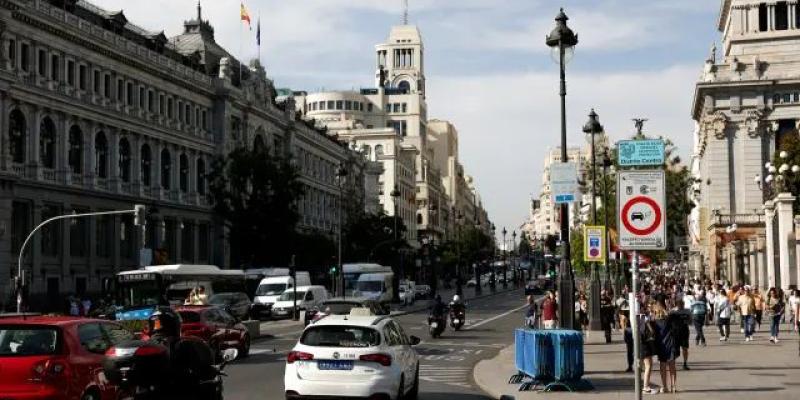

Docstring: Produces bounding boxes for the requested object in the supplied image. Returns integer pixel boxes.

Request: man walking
[737,286,756,341]
[690,291,708,346]
[714,289,732,341]
[541,291,558,329]
[600,289,614,343]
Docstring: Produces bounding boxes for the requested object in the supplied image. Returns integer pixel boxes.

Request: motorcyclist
[430,295,447,318]
[450,295,465,313]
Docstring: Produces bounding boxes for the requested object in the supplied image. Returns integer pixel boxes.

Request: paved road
[225,288,528,400]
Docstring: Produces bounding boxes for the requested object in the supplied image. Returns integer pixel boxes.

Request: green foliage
[343,213,407,265]
[771,131,800,210]
[569,228,588,276]
[517,231,532,258]
[208,145,304,267]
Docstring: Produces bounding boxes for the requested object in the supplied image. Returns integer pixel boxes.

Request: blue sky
[99,0,722,241]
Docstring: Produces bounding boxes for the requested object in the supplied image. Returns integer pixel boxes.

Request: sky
[95,0,722,241]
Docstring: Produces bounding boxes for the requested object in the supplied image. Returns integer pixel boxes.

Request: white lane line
[463,303,528,331]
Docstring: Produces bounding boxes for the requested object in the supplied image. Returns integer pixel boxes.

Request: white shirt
[789,295,800,313]
[715,295,731,319]
[684,296,694,310]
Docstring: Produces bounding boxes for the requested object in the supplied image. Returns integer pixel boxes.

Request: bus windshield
[118,280,162,307]
[356,281,383,293]
[256,283,287,296]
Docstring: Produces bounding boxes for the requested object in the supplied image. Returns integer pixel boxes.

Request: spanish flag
[240,2,251,29]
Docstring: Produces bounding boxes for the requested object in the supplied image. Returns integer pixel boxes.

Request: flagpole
[258,13,261,63]
[239,13,243,85]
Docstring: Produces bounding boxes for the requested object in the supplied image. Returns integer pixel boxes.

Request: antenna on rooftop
[402,0,409,25]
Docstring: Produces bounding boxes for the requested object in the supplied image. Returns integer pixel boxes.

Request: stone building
[690,0,800,290]
[0,0,362,310]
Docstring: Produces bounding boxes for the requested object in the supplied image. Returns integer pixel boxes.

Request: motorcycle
[104,337,238,400]
[449,304,465,331]
[428,313,447,338]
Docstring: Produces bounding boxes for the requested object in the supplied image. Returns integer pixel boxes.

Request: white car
[284,313,421,400]
[399,284,415,305]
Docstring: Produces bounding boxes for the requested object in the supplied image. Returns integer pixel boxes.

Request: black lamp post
[501,227,508,289]
[546,8,578,330]
[583,108,604,331]
[474,222,482,295]
[454,207,464,296]
[336,165,348,298]
[602,151,615,294]
[391,185,401,302]
[512,230,518,285]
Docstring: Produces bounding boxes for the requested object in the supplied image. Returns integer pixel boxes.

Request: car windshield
[0,327,59,356]
[301,326,381,348]
[322,302,360,314]
[256,283,287,296]
[178,311,202,323]
[279,291,306,301]
[208,293,239,305]
[356,281,383,292]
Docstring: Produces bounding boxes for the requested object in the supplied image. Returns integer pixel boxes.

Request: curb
[473,345,514,400]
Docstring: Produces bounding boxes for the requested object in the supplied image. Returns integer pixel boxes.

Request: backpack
[691,300,707,315]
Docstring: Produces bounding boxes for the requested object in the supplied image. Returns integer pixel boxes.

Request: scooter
[449,304,465,331]
[428,313,447,338]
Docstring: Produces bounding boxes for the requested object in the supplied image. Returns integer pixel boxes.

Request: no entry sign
[617,171,666,250]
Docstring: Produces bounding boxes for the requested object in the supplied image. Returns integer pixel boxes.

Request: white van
[252,272,311,318]
[270,285,328,318]
[353,272,394,304]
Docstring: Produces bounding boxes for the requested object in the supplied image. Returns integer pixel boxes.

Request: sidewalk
[475,326,800,399]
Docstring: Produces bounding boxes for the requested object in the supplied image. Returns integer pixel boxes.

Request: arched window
[68,125,83,173]
[397,80,411,93]
[118,138,131,182]
[196,158,206,195]
[417,213,423,225]
[179,153,188,193]
[160,148,171,189]
[9,109,26,164]
[39,117,56,169]
[95,131,108,178]
[141,144,151,186]
[254,135,265,152]
[375,144,384,157]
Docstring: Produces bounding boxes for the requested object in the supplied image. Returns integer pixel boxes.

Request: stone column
[112,214,121,273]
[152,140,161,198]
[764,201,777,289]
[131,135,142,195]
[28,106,41,179]
[757,232,768,291]
[31,200,42,286]
[748,237,758,288]
[83,121,95,188]
[775,193,796,291]
[61,202,71,279]
[175,218,183,264]
[56,112,68,183]
[108,128,120,192]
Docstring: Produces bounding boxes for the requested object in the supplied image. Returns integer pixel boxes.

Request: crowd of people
[525,270,800,395]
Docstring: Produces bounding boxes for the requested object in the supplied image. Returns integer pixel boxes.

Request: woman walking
[715,290,732,341]
[640,303,659,395]
[753,288,765,332]
[653,303,678,393]
[766,288,785,343]
[577,293,589,332]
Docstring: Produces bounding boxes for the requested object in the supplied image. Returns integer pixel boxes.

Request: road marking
[464,303,528,331]
[419,341,505,348]
[419,364,472,388]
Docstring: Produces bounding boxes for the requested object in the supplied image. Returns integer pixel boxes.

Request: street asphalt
[224,288,528,400]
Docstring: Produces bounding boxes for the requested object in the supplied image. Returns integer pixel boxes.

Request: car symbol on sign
[631,212,645,221]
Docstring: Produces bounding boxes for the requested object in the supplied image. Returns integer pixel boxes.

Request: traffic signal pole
[16,205,146,313]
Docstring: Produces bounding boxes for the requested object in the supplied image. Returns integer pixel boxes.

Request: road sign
[550,162,578,204]
[583,225,606,263]
[617,139,665,167]
[617,170,666,250]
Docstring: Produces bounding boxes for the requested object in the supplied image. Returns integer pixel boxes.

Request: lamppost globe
[768,165,777,173]
[754,174,761,184]
[793,165,800,173]
[766,174,774,183]
[780,150,789,159]
[546,8,578,62]
[780,164,789,173]
[765,162,772,168]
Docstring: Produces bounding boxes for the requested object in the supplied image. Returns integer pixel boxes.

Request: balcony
[707,213,765,230]
[70,172,82,186]
[41,168,56,182]
[10,163,25,177]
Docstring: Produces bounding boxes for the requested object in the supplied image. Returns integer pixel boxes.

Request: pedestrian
[600,289,614,343]
[788,289,800,326]
[706,287,716,325]
[540,291,558,329]
[671,298,691,370]
[577,293,589,332]
[68,296,80,316]
[80,296,92,317]
[714,289,732,341]
[690,291,708,346]
[753,288,765,332]
[766,288,786,343]
[794,296,800,356]
[653,303,678,394]
[196,286,208,304]
[736,286,756,341]
[640,304,659,395]
[623,315,634,372]
[525,295,538,329]
[617,290,630,331]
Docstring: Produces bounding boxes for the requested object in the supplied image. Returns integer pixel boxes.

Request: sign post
[617,139,665,167]
[550,162,579,204]
[617,171,667,251]
[583,226,606,263]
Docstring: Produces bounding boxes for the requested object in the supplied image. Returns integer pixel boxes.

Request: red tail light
[134,345,165,357]
[359,353,392,367]
[31,358,69,382]
[286,351,314,364]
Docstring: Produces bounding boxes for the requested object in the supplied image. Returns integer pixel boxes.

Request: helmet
[453,295,461,303]
[147,306,181,338]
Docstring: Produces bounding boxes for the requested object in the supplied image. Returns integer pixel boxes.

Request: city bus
[114,264,246,326]
[342,263,392,296]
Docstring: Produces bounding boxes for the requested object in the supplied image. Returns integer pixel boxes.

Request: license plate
[431,322,438,328]
[318,360,354,370]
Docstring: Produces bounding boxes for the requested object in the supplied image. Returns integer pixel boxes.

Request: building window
[139,87,145,108]
[319,101,326,110]
[195,108,200,127]
[126,82,133,105]
[68,125,82,174]
[401,103,407,113]
[759,3,768,31]
[147,90,154,113]
[327,100,334,110]
[179,153,188,192]
[345,100,352,110]
[67,60,75,86]
[79,65,87,90]
[184,104,191,125]
[367,103,373,112]
[38,49,46,76]
[41,204,60,257]
[398,80,410,93]
[95,132,108,178]
[198,223,210,262]
[784,93,792,103]
[8,39,15,66]
[181,221,194,262]
[9,109,26,164]
[167,98,174,119]
[103,74,110,97]
[39,117,56,169]
[141,144,152,186]
[70,207,89,257]
[120,215,134,258]
[159,94,165,115]
[197,158,206,195]
[51,55,60,82]
[119,138,131,182]
[11,201,31,254]
[776,1,789,30]
[160,148,171,189]
[93,70,100,93]
[20,43,29,72]
[96,214,111,258]
[335,100,343,110]
[202,110,207,129]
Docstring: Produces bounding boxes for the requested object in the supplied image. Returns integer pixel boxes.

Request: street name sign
[550,162,578,204]
[617,170,666,250]
[583,225,606,263]
[617,139,665,167]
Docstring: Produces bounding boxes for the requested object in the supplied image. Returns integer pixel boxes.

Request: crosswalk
[418,364,473,389]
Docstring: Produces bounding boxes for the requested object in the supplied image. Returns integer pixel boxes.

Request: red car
[173,306,250,359]
[0,315,134,400]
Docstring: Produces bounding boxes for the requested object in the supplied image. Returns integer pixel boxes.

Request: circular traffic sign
[621,196,662,236]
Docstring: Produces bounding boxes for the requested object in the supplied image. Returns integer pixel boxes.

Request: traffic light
[133,204,146,226]
[330,266,337,274]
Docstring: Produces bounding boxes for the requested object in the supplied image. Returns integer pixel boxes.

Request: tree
[343,212,408,265]
[569,228,588,276]
[208,146,304,267]
[518,231,532,259]
[769,130,800,210]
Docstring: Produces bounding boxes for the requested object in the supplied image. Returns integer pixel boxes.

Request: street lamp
[391,185,401,302]
[512,230,517,286]
[336,165,348,298]
[583,109,604,331]
[546,8,578,329]
[602,151,618,294]
[501,227,508,289]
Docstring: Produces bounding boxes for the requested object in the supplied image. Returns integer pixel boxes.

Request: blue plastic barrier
[549,329,584,381]
[511,328,592,392]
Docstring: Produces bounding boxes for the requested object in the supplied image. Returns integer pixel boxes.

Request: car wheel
[396,375,405,400]
[239,334,251,358]
[406,365,419,400]
[81,390,99,400]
